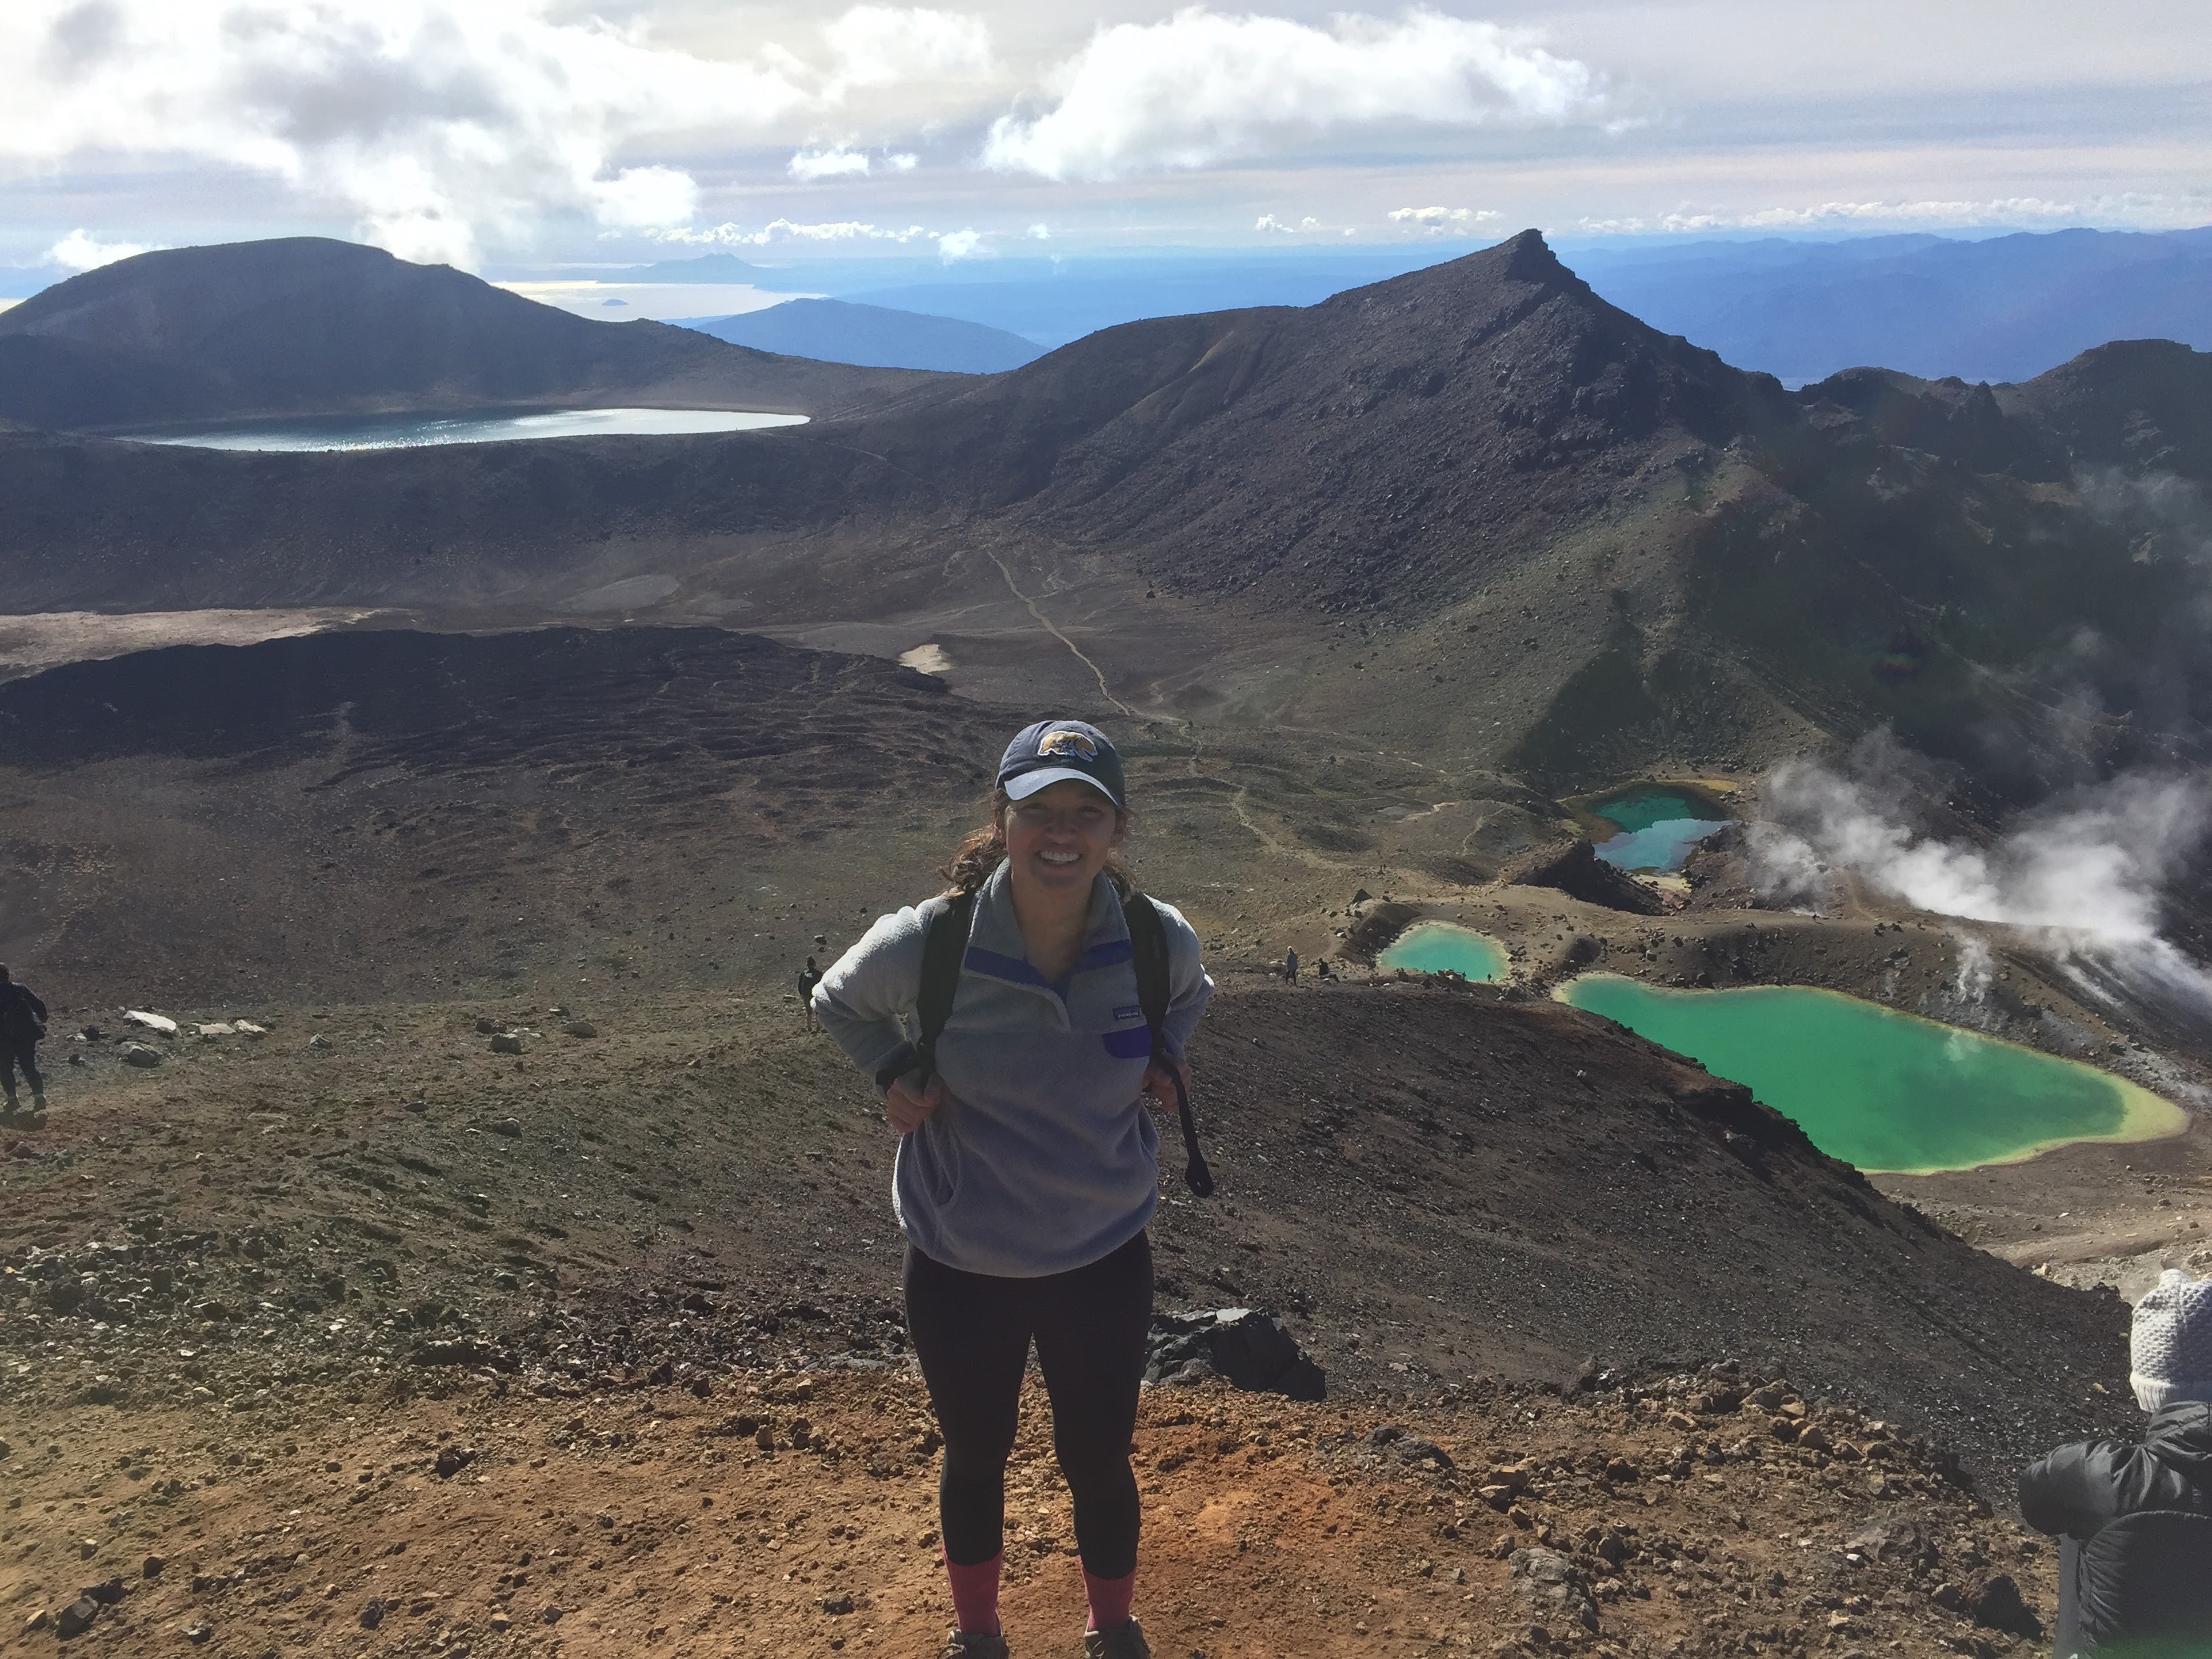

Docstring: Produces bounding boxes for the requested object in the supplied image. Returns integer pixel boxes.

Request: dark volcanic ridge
[0,237,947,430]
[6,231,2211,807]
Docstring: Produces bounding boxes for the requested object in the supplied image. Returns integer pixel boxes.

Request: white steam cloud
[1750,732,2212,1019]
[983,7,1605,181]
[1,1,991,268]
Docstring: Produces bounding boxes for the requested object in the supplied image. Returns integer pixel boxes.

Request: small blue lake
[119,407,808,452]
[1586,786,1731,872]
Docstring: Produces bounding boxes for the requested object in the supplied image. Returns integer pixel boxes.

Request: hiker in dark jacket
[2023,1269,2212,1656]
[0,965,48,1115]
[815,720,1212,1659]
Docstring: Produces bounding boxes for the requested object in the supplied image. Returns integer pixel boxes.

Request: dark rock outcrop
[1145,1307,1326,1399]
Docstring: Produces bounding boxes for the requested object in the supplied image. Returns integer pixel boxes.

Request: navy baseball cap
[997,720,1126,808]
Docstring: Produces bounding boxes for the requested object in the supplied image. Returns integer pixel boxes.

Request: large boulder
[1144,1307,1326,1399]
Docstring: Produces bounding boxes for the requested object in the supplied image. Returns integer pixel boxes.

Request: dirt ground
[4,1357,2057,1659]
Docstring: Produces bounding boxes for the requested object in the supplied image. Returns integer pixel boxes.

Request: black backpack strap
[876,890,975,1092]
[1124,893,1214,1198]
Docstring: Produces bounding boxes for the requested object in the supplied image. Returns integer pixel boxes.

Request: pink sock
[1084,1568,1135,1631]
[944,1551,1004,1637]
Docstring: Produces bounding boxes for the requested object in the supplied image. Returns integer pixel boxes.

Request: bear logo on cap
[1038,728,1099,762]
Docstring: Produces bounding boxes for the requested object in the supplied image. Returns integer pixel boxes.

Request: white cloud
[654,218,929,247]
[1389,205,1499,234]
[983,7,1606,181]
[45,228,160,271]
[787,147,920,180]
[1254,213,1323,233]
[937,227,986,262]
[790,148,874,181]
[822,6,994,91]
[1571,193,2194,237]
[586,167,700,230]
[0,1,993,268]
[1026,222,1050,239]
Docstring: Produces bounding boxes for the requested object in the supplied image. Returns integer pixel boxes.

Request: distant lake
[118,407,808,452]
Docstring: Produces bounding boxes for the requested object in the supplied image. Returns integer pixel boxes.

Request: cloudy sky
[3,0,2207,279]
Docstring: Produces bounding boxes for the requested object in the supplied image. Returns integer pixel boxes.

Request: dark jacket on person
[0,982,45,1046]
[2022,1402,2212,1656]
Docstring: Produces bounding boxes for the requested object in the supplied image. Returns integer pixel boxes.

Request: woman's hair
[940,787,1135,899]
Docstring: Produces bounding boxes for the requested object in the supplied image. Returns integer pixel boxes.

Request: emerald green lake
[1559,974,2184,1173]
[1378,922,1509,981]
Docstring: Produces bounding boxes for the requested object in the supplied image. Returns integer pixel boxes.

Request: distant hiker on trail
[1283,947,1298,984]
[798,956,823,1028]
[2023,1268,2212,1655]
[813,718,1214,1659]
[0,966,49,1117]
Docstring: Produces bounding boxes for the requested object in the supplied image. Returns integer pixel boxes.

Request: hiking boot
[30,1093,45,1112]
[1081,1622,1151,1659]
[939,1631,1010,1659]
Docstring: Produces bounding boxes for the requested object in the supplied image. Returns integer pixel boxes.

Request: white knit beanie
[2131,1269,2212,1412]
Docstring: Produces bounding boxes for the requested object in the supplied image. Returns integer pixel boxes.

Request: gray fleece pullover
[812,861,1212,1278]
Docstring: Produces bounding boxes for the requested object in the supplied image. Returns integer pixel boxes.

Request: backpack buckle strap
[874,1040,928,1094]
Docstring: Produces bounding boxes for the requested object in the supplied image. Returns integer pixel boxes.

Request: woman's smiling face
[1002,779,1124,901]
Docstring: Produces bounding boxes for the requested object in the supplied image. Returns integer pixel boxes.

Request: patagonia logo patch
[1114,1005,1145,1022]
[1039,727,1099,761]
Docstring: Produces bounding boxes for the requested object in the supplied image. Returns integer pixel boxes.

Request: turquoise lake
[1376,922,1509,981]
[120,407,808,452]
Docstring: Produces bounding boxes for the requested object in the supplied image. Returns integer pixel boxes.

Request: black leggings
[1,1042,40,1099]
[903,1231,1153,1579]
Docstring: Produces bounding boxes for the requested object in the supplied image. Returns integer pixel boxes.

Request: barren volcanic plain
[4,232,2212,1658]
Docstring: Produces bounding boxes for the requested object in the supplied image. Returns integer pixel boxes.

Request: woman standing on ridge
[813,719,1213,1659]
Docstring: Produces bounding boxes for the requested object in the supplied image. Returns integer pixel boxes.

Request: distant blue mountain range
[632,229,2212,384]
[677,298,1044,375]
[1564,227,2212,385]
